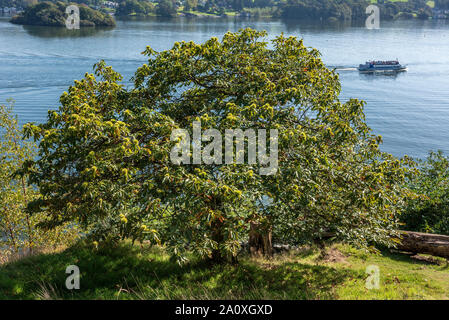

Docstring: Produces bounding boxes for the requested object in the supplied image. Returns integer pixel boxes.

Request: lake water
[1,16,449,159]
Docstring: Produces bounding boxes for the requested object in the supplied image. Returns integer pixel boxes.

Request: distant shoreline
[9,2,116,28]
[4,0,448,23]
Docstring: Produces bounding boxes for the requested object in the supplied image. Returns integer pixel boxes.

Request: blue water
[1,16,449,159]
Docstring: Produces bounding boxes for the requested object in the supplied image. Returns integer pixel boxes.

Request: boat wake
[335,67,358,71]
[327,65,358,71]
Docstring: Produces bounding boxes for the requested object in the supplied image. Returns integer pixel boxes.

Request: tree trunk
[249,222,273,258]
[6,224,18,253]
[21,176,33,253]
[398,231,449,259]
[210,219,225,263]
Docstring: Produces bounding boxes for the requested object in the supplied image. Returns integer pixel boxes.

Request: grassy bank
[1,242,448,300]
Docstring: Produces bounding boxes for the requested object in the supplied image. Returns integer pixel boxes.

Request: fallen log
[242,230,449,260]
[398,231,449,259]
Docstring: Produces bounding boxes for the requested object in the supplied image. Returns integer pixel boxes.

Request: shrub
[0,101,80,261]
[402,151,449,235]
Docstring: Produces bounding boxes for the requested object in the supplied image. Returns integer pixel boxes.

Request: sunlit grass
[1,242,448,300]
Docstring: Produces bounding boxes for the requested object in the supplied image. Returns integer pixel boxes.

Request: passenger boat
[358,60,407,73]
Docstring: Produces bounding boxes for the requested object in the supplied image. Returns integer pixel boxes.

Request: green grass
[224,11,238,16]
[335,245,449,299]
[1,242,448,300]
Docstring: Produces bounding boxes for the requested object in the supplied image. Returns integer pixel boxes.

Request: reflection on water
[358,71,407,80]
[281,17,356,33]
[22,25,115,38]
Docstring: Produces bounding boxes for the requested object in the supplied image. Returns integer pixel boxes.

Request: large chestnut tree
[24,29,413,263]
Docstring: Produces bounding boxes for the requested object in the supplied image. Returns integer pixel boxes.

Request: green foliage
[116,0,155,16]
[0,101,36,255]
[402,151,449,234]
[0,0,105,7]
[156,0,177,16]
[23,63,141,244]
[190,0,434,20]
[183,0,198,12]
[277,0,431,21]
[23,29,412,263]
[242,6,280,18]
[1,0,439,20]
[0,101,79,260]
[279,0,362,21]
[10,1,116,27]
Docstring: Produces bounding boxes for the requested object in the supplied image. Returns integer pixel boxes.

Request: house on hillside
[103,1,118,9]
[1,7,20,15]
